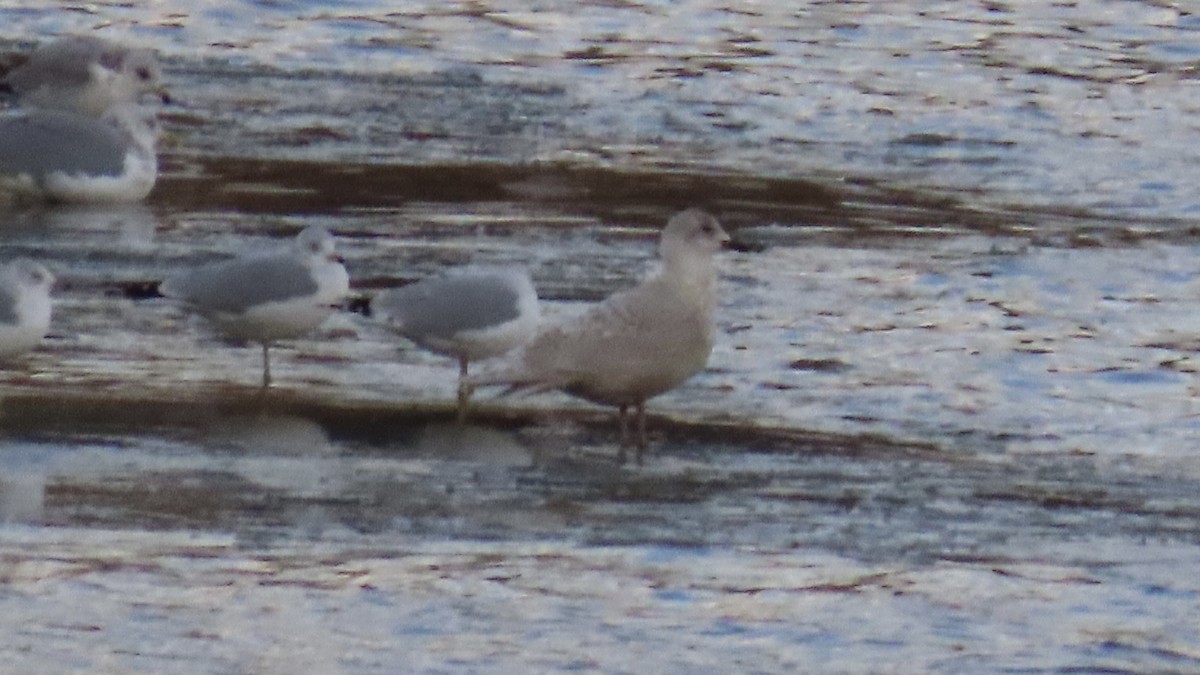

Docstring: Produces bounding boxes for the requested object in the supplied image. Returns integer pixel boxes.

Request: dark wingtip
[118,280,165,300]
[724,231,767,253]
[344,294,373,317]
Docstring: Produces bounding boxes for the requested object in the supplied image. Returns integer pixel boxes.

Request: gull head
[294,226,342,264]
[660,208,729,262]
[6,259,55,294]
[116,47,170,104]
[9,36,170,114]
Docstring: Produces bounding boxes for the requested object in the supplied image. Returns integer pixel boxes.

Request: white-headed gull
[370,268,539,417]
[161,226,351,387]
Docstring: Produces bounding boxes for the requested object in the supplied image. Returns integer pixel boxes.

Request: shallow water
[1,1,1200,673]
[3,389,1200,672]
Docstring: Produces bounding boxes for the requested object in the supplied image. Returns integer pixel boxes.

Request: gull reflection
[0,471,44,524]
[0,204,158,250]
[205,412,335,456]
[413,422,531,466]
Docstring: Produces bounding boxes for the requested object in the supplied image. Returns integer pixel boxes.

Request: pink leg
[635,401,647,465]
[617,404,629,464]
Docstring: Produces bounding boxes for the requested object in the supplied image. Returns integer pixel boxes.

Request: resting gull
[467,209,728,463]
[161,226,351,388]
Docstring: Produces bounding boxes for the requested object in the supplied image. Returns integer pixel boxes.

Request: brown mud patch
[148,154,1190,248]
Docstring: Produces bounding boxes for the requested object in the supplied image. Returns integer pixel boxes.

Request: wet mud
[4,384,1195,565]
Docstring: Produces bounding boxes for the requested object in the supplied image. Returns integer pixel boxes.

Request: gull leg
[617,404,629,464]
[261,343,272,388]
[635,401,647,466]
[456,356,471,423]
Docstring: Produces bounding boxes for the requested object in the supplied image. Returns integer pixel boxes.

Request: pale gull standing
[0,259,54,360]
[369,268,540,418]
[2,35,168,114]
[467,209,729,463]
[0,103,160,203]
[161,226,351,388]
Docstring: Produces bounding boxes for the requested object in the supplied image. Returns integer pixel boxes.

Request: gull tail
[464,365,559,399]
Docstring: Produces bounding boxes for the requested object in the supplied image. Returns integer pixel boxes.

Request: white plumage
[468,209,728,463]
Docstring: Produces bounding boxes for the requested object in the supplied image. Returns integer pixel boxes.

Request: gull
[0,103,160,203]
[369,268,540,418]
[2,34,169,115]
[0,259,54,360]
[467,209,729,463]
[161,226,351,388]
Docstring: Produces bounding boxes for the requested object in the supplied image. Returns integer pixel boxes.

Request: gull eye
[136,67,152,81]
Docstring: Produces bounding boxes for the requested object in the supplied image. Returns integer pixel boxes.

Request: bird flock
[0,35,728,463]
